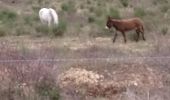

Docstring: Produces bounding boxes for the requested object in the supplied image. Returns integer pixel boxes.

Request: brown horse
[105,16,145,43]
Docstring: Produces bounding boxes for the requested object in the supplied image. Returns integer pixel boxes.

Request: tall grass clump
[109,8,121,19]
[88,16,95,23]
[35,80,60,100]
[134,8,146,18]
[120,0,129,7]
[0,10,18,36]
[61,1,75,13]
[0,10,17,25]
[52,20,67,36]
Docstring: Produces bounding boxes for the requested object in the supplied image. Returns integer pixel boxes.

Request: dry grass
[0,0,170,100]
[0,36,169,100]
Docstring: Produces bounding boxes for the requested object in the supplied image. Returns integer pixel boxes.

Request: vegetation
[0,0,170,100]
[61,1,75,12]
[109,8,121,19]
[120,0,129,7]
[0,0,169,37]
[134,7,146,18]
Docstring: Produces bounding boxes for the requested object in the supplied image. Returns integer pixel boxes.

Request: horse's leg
[136,30,140,42]
[140,26,146,41]
[141,32,146,41]
[121,32,127,43]
[113,31,118,43]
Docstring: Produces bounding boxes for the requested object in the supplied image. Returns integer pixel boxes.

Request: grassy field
[0,0,170,100]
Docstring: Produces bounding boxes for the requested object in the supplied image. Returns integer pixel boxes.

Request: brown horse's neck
[110,19,121,29]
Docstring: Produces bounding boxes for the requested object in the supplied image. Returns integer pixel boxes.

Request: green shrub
[61,1,75,12]
[120,0,129,7]
[88,16,95,23]
[109,8,121,19]
[0,10,17,24]
[35,80,60,100]
[134,8,146,18]
[23,13,39,26]
[52,20,67,36]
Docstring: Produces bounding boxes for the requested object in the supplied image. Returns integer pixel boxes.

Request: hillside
[0,0,170,100]
[0,0,169,37]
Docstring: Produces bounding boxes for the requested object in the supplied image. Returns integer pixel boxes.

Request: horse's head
[105,16,113,29]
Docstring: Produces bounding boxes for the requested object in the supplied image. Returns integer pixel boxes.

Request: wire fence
[0,56,169,62]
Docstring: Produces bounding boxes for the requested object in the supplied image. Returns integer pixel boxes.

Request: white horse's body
[39,8,59,27]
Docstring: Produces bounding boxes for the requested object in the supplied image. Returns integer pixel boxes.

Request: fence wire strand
[0,57,169,62]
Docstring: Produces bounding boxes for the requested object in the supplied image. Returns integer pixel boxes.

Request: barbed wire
[0,57,169,62]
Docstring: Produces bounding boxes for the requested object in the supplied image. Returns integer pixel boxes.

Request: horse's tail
[49,8,59,26]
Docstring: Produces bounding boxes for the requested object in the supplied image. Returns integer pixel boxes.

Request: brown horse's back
[115,18,144,32]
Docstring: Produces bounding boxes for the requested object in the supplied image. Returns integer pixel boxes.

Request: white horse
[39,8,59,27]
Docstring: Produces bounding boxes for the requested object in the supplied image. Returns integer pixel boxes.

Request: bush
[52,20,67,36]
[134,8,146,18]
[35,71,60,100]
[0,10,17,24]
[23,13,39,26]
[120,0,129,7]
[36,83,60,100]
[88,16,95,23]
[61,1,75,12]
[109,8,121,19]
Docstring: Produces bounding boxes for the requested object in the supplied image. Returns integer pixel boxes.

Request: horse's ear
[108,16,111,19]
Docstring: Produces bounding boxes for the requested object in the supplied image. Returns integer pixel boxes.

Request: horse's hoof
[112,39,116,43]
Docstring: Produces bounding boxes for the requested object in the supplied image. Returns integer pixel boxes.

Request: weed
[88,16,95,23]
[120,0,129,7]
[52,20,67,36]
[0,10,17,24]
[109,8,121,19]
[61,1,75,12]
[161,26,168,35]
[134,7,146,18]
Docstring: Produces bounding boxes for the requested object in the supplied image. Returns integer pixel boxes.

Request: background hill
[0,0,169,37]
[0,0,170,100]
